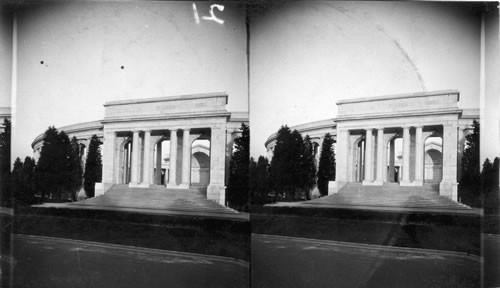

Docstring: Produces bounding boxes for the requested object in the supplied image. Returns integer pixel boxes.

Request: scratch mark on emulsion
[375,25,426,91]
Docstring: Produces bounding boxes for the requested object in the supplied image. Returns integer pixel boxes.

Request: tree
[299,135,316,199]
[270,126,293,199]
[227,123,250,211]
[68,136,83,201]
[35,127,80,201]
[84,135,102,198]
[459,120,480,207]
[269,126,313,200]
[250,156,271,205]
[11,158,24,206]
[482,157,499,214]
[317,133,336,196]
[12,157,37,207]
[461,120,480,185]
[0,119,11,207]
[35,126,61,200]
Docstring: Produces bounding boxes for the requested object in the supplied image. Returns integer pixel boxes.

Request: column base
[362,180,383,186]
[178,183,190,189]
[129,183,151,188]
[207,184,226,206]
[439,181,458,201]
[400,180,412,186]
[400,181,423,187]
[167,183,189,189]
[412,180,423,186]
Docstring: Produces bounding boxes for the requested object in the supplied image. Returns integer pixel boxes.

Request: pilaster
[207,127,227,205]
[440,124,458,200]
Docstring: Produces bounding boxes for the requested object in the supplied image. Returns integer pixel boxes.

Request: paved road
[12,234,249,288]
[484,234,500,288]
[252,234,480,288]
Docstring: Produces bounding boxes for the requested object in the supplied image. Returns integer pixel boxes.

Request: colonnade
[119,128,195,189]
[360,126,429,186]
[353,124,458,194]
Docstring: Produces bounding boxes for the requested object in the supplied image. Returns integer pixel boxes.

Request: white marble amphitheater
[32,93,248,205]
[265,90,478,201]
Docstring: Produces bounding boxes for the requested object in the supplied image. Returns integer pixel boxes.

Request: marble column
[375,128,384,184]
[155,141,162,185]
[142,130,151,186]
[168,129,178,187]
[388,139,395,182]
[401,126,411,185]
[363,128,373,184]
[130,130,140,185]
[414,126,424,185]
[181,129,191,188]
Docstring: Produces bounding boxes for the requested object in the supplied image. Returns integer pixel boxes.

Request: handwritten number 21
[192,3,224,24]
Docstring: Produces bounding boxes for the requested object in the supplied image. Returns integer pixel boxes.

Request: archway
[120,140,133,184]
[191,138,210,188]
[353,137,365,182]
[424,137,443,183]
[386,136,402,183]
[153,138,170,186]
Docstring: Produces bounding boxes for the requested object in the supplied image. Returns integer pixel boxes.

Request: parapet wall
[337,90,460,118]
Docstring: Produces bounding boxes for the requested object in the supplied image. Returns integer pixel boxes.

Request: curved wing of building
[31,93,248,205]
[264,90,479,201]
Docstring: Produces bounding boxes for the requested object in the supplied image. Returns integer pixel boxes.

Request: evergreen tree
[227,123,250,211]
[68,136,83,201]
[11,158,24,206]
[13,157,37,206]
[270,126,294,199]
[0,119,11,207]
[461,120,480,185]
[58,131,72,200]
[459,120,480,206]
[317,133,336,196]
[36,126,61,200]
[250,156,271,205]
[84,135,102,198]
[482,157,500,214]
[300,135,316,199]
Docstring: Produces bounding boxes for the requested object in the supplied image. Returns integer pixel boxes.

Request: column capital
[414,125,424,129]
[131,129,141,134]
[401,125,412,129]
[143,129,151,133]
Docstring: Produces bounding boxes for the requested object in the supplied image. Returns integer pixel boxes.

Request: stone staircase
[68,184,241,217]
[276,183,474,213]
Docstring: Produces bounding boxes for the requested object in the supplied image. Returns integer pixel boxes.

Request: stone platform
[270,183,480,215]
[37,184,248,221]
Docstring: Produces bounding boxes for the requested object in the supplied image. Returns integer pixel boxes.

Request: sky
[249,1,483,158]
[1,1,497,162]
[4,1,248,162]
